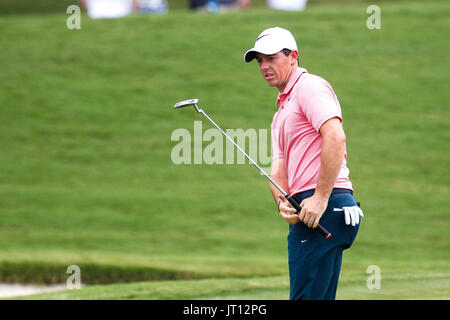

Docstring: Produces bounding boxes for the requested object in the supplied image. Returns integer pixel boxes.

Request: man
[244,27,364,300]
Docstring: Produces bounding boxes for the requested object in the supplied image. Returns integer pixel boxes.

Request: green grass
[17,268,450,299]
[0,1,449,299]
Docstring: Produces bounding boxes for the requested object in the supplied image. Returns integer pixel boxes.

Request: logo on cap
[256,34,269,41]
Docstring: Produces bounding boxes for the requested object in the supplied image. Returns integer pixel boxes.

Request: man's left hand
[299,194,328,228]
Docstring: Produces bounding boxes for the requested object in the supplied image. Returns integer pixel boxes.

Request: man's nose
[259,60,268,71]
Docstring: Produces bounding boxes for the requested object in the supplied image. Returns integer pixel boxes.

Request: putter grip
[285,195,332,239]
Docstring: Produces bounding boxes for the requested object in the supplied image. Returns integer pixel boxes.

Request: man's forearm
[269,175,289,204]
[269,159,290,204]
[314,135,346,199]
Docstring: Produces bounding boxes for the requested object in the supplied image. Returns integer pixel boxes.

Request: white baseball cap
[244,27,298,63]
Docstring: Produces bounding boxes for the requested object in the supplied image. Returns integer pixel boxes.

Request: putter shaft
[174,99,332,239]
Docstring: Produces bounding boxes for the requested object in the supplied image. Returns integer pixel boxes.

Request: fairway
[0,1,449,299]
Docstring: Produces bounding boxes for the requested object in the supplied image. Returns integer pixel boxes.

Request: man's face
[255,51,297,92]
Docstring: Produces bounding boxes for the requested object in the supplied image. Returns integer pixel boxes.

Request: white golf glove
[334,206,364,226]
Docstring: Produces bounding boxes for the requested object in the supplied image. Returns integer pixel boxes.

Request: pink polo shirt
[271,67,353,196]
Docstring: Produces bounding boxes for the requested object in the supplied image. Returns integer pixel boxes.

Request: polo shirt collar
[276,67,308,107]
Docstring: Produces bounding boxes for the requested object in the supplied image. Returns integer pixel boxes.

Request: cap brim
[244,49,257,63]
[244,47,285,63]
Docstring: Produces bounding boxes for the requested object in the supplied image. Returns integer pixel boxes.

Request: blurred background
[0,0,448,299]
[0,0,416,14]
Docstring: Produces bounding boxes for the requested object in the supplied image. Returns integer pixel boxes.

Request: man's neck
[277,65,298,93]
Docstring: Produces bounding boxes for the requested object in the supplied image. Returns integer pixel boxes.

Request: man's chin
[265,78,278,87]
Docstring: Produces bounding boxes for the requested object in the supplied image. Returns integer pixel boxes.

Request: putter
[173,98,332,240]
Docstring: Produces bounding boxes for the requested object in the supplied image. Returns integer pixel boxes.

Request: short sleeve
[297,76,342,132]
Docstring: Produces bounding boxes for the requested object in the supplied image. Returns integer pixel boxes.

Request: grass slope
[0,1,449,298]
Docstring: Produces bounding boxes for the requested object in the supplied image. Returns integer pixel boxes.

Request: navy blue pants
[288,188,360,300]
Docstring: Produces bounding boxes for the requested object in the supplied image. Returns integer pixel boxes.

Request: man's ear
[291,50,299,65]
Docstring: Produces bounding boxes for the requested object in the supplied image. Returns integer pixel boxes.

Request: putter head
[173,99,200,112]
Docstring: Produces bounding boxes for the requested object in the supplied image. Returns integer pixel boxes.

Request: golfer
[244,27,364,300]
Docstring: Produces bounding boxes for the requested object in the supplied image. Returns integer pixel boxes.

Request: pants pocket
[328,193,361,249]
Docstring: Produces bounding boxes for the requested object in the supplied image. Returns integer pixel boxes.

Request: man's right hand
[277,194,299,224]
